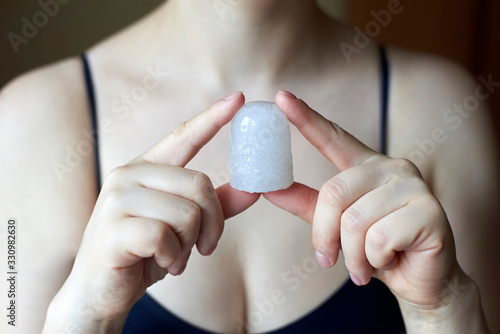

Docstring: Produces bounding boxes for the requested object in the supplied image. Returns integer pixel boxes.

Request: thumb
[275,90,377,171]
[263,182,318,225]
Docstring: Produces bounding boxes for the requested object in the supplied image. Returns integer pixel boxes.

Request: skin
[1,0,498,333]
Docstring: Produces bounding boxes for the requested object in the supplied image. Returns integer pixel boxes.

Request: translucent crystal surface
[230,101,293,193]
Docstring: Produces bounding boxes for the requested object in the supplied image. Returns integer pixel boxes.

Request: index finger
[141,92,245,166]
[275,91,377,171]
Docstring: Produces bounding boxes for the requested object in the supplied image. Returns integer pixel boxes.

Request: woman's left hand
[264,91,469,312]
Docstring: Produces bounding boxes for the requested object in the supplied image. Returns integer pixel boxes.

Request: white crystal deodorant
[230,101,293,193]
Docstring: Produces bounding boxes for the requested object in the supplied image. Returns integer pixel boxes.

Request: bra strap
[379,45,390,156]
[80,52,102,191]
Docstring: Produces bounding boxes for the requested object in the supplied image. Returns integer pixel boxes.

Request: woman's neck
[152,0,336,86]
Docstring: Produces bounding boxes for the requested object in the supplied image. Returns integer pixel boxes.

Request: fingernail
[223,91,242,101]
[206,242,218,255]
[316,250,331,268]
[278,90,297,99]
[349,272,363,286]
[177,265,187,275]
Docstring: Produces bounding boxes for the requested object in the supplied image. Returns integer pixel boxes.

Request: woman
[1,0,498,333]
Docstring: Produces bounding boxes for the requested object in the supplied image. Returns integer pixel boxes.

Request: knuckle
[105,165,132,185]
[392,173,425,192]
[419,195,446,224]
[172,121,189,140]
[151,225,181,264]
[341,206,366,235]
[314,121,341,152]
[193,171,212,190]
[171,121,200,153]
[192,172,215,200]
[102,188,126,210]
[312,231,337,254]
[328,121,345,139]
[391,158,421,178]
[179,201,201,225]
[147,221,167,243]
[320,177,349,206]
[366,225,389,252]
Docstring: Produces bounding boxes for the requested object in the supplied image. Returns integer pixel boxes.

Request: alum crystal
[230,101,293,193]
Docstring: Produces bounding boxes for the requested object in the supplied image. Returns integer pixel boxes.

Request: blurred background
[0,0,499,122]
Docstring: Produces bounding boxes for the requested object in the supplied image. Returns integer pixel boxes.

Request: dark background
[0,0,498,123]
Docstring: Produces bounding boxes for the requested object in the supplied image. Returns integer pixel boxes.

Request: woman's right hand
[44,92,259,333]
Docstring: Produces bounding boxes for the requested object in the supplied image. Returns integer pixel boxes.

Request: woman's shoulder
[386,45,482,116]
[387,46,479,101]
[0,56,89,123]
[383,46,496,170]
[0,55,95,183]
[0,57,98,331]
